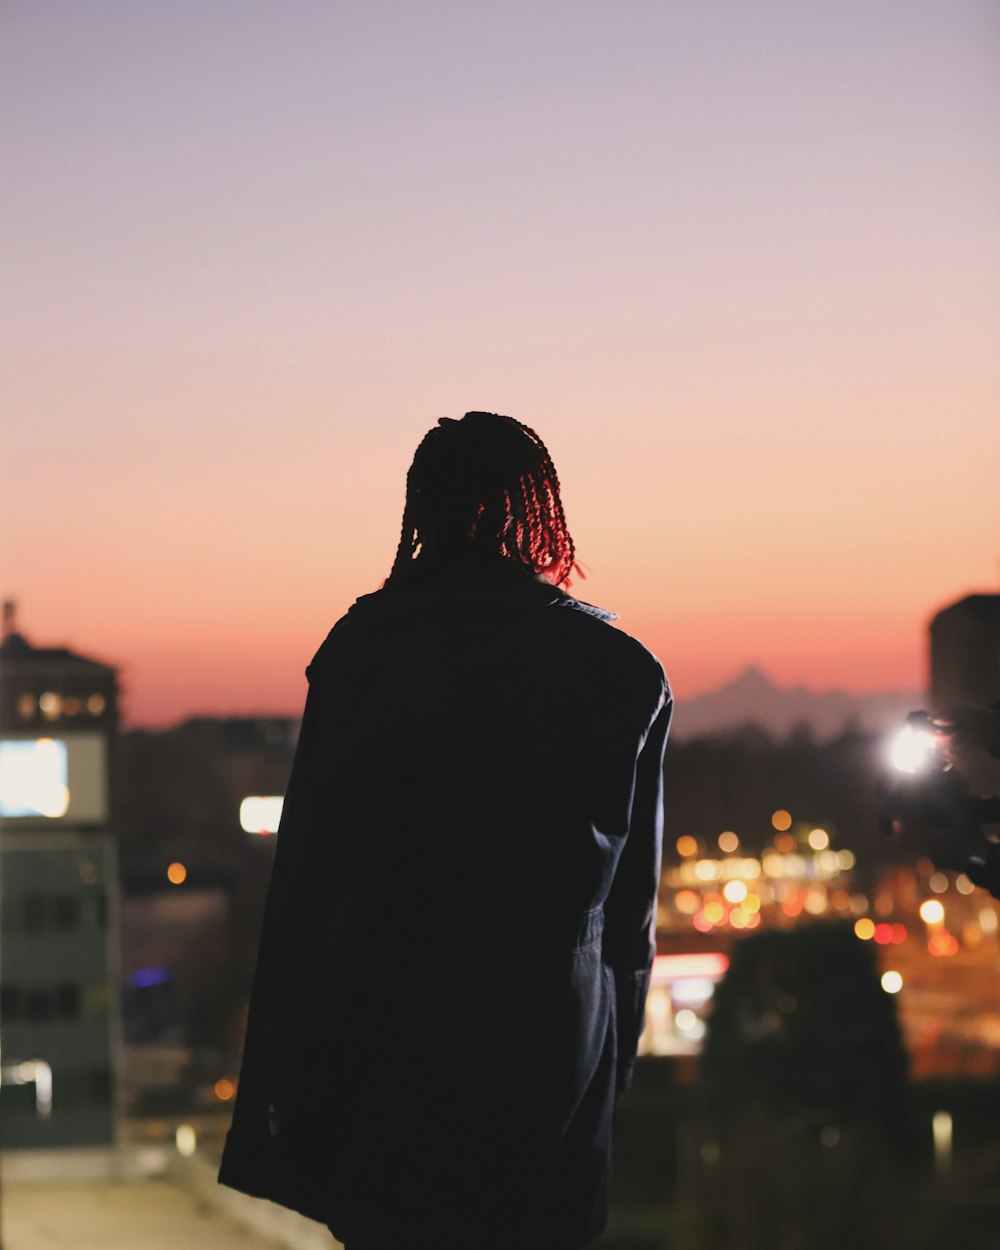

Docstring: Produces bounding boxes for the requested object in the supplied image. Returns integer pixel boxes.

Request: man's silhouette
[219,412,671,1250]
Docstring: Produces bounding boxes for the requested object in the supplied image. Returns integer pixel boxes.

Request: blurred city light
[771,809,792,831]
[881,970,904,994]
[240,795,284,835]
[929,872,949,894]
[718,830,739,853]
[928,930,959,957]
[919,899,945,926]
[175,1124,197,1156]
[804,886,828,915]
[932,1110,953,1181]
[39,691,61,719]
[674,889,700,914]
[807,828,829,850]
[166,861,187,885]
[0,1060,53,1118]
[214,1077,237,1102]
[0,737,70,817]
[652,953,729,980]
[854,918,875,940]
[889,723,938,774]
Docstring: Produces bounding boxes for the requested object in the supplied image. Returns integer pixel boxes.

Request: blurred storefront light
[240,795,284,835]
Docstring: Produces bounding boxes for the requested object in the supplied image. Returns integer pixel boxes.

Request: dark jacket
[218,558,671,1249]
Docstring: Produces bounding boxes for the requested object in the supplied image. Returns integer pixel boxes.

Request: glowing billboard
[0,738,69,817]
[0,733,108,824]
[240,796,283,835]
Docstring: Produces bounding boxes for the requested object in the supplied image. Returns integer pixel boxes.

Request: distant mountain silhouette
[672,665,922,741]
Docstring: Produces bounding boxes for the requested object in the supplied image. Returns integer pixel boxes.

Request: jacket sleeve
[602,686,672,1093]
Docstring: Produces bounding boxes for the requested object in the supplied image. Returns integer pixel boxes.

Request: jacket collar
[347,557,619,625]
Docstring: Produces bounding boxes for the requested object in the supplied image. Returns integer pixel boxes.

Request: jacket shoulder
[554,603,670,711]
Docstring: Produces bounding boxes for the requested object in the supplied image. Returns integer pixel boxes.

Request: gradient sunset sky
[3,1,998,726]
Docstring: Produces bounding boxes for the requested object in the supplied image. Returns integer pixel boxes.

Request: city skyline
[3,2,998,726]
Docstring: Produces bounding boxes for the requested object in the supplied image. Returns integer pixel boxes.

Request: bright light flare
[240,795,284,835]
[881,970,904,994]
[889,725,938,774]
[0,738,70,818]
[919,899,945,925]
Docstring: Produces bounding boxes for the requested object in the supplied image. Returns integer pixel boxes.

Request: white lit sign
[240,796,284,835]
[0,738,69,817]
[651,952,729,984]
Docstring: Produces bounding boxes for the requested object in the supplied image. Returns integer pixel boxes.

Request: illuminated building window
[87,693,106,716]
[39,691,62,720]
[17,693,36,719]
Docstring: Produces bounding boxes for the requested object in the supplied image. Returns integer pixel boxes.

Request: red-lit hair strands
[387,412,579,587]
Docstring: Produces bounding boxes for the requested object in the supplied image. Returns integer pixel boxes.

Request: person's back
[219,414,671,1250]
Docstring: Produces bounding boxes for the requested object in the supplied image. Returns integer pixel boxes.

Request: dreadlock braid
[386,412,579,587]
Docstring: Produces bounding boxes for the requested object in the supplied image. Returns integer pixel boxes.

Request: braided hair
[387,412,579,588]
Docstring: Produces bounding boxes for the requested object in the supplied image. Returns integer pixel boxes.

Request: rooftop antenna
[1,599,16,640]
